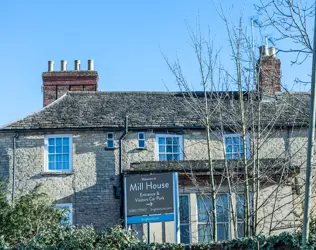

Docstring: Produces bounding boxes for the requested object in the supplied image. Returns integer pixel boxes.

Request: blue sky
[0,0,312,126]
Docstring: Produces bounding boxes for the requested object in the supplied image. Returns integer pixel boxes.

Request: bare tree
[255,0,314,65]
[164,15,310,242]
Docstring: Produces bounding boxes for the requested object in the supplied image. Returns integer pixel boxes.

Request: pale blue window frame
[138,132,146,148]
[45,134,72,172]
[107,132,114,148]
[224,133,250,159]
[55,203,73,225]
[156,134,183,161]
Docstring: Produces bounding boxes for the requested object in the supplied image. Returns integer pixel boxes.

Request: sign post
[124,172,179,243]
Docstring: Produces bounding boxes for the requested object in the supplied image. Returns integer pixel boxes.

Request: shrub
[0,184,63,246]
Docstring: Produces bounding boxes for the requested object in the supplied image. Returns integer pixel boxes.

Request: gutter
[119,116,128,225]
[0,121,311,134]
[12,133,18,201]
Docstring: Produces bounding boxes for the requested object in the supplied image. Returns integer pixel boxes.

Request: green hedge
[1,183,316,249]
[2,227,316,250]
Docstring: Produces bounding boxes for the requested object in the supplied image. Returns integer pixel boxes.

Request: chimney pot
[74,60,80,71]
[269,47,276,58]
[61,60,67,71]
[88,59,94,70]
[259,45,269,57]
[48,61,54,72]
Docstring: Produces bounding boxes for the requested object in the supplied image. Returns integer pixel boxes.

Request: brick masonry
[42,71,98,107]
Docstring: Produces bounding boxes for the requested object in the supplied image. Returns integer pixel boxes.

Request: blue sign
[126,213,174,224]
[124,172,179,243]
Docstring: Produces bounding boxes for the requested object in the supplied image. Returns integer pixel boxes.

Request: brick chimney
[257,46,281,97]
[42,60,98,107]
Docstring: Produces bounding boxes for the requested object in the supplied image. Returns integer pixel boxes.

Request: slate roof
[0,91,311,131]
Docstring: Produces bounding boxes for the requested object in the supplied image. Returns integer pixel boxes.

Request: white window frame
[106,132,115,148]
[55,203,73,225]
[44,134,73,172]
[138,132,146,148]
[180,194,191,244]
[155,134,183,161]
[223,133,250,159]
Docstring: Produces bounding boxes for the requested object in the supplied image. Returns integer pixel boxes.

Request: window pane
[138,133,145,140]
[226,145,232,152]
[166,137,172,144]
[233,146,239,153]
[173,154,180,160]
[48,162,55,170]
[56,162,62,170]
[166,154,172,160]
[56,205,72,225]
[173,137,179,144]
[138,140,145,148]
[197,195,212,222]
[107,140,114,148]
[56,154,62,162]
[48,138,55,146]
[63,162,70,170]
[63,154,69,162]
[159,154,166,160]
[225,137,231,144]
[180,225,190,244]
[56,146,62,153]
[233,137,240,144]
[166,146,172,152]
[48,154,55,163]
[180,196,189,223]
[198,224,212,243]
[63,138,69,145]
[173,146,180,153]
[63,145,69,153]
[48,146,55,153]
[236,195,244,220]
[158,137,165,144]
[107,133,113,139]
[217,223,229,241]
[237,222,245,238]
[217,194,229,223]
[159,146,165,153]
[56,138,62,146]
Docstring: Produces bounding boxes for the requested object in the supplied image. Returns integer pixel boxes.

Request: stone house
[0,49,311,243]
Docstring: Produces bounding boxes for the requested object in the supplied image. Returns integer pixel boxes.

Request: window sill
[137,147,147,150]
[41,171,74,176]
[104,147,118,151]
